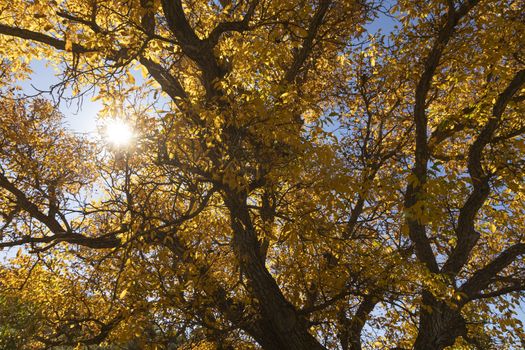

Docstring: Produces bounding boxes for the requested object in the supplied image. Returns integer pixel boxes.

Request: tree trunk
[225,194,326,350]
[413,291,466,350]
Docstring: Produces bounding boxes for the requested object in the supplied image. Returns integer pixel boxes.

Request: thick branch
[460,243,525,299]
[0,23,92,53]
[160,0,224,96]
[225,193,326,349]
[139,57,188,100]
[442,69,525,275]
[207,0,259,47]
[36,314,124,347]
[343,294,380,350]
[0,172,121,249]
[470,282,525,300]
[283,0,332,84]
[0,232,120,250]
[0,172,66,234]
[405,1,477,273]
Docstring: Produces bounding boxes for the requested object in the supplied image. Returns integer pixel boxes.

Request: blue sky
[21,60,101,134]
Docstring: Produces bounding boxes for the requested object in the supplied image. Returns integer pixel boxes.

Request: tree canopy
[0,0,524,349]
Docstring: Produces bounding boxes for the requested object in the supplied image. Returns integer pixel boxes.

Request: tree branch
[460,243,525,299]
[404,1,477,273]
[0,23,93,53]
[283,0,332,84]
[139,56,188,100]
[442,69,525,275]
[207,0,259,47]
[160,0,224,97]
[0,172,120,249]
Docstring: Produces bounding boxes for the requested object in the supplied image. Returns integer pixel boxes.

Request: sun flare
[105,119,134,147]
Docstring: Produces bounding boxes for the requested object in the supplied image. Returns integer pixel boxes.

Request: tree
[0,289,41,350]
[0,0,524,349]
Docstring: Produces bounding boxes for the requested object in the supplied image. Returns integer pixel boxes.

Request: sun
[105,119,134,147]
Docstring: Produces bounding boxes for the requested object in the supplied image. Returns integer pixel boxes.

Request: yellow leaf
[126,71,135,85]
[65,39,73,52]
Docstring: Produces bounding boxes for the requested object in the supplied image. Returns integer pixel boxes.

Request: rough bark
[413,292,466,350]
[225,193,326,350]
